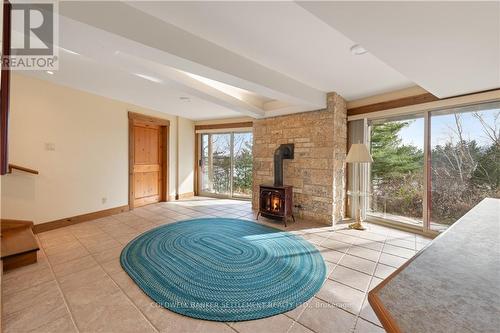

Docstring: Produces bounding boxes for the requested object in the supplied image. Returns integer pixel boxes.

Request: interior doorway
[128,112,169,208]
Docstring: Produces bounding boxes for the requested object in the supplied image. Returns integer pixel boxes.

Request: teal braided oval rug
[120,218,326,321]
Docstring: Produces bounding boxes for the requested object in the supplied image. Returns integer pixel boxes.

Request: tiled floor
[2,197,432,333]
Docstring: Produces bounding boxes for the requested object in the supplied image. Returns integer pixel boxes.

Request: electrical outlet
[101,197,107,204]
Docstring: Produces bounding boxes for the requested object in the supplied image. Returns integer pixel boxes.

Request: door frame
[128,112,170,209]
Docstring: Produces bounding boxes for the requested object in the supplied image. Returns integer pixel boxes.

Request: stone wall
[252,93,347,225]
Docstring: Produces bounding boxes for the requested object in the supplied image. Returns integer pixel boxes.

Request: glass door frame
[196,130,252,200]
[348,93,500,236]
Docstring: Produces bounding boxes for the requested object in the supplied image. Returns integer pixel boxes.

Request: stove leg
[256,212,260,220]
[284,216,287,227]
[291,214,296,223]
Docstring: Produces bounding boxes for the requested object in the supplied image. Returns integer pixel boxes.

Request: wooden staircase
[1,219,40,271]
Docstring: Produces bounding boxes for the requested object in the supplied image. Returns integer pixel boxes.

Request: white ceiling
[128,1,413,100]
[298,1,500,98]
[14,1,500,120]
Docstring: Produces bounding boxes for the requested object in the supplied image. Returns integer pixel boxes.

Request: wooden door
[129,113,169,208]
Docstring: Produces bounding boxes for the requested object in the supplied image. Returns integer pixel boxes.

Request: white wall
[0,74,195,224]
[177,117,195,196]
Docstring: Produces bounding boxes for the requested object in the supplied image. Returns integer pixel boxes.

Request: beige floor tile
[355,318,386,333]
[347,246,381,262]
[71,291,156,332]
[368,277,384,291]
[64,276,120,309]
[318,247,345,264]
[27,314,78,333]
[46,246,90,266]
[354,231,387,243]
[58,265,108,291]
[351,238,384,251]
[92,245,123,264]
[231,314,294,333]
[374,263,397,279]
[83,238,122,254]
[144,305,235,333]
[386,237,416,250]
[321,238,351,252]
[316,279,365,315]
[382,244,416,259]
[43,240,84,256]
[330,265,372,292]
[101,258,125,275]
[288,322,315,333]
[359,298,382,327]
[3,280,62,316]
[378,252,407,268]
[3,294,69,333]
[2,267,54,296]
[339,254,377,275]
[297,298,357,333]
[52,255,99,279]
[326,232,359,244]
[110,271,155,309]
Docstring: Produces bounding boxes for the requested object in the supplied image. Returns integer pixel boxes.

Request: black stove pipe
[274,144,294,186]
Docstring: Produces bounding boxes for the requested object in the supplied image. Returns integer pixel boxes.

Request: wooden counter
[369,198,500,333]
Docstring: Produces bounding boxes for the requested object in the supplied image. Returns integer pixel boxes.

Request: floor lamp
[346,143,373,231]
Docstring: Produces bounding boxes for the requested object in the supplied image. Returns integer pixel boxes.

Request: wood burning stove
[257,144,295,226]
[257,185,294,226]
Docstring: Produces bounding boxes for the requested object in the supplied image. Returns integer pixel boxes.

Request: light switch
[45,143,55,151]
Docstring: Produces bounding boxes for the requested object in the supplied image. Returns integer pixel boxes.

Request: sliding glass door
[354,100,499,234]
[429,102,500,231]
[368,116,425,228]
[199,131,253,199]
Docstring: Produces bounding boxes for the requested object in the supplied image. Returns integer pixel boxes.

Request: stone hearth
[252,92,347,225]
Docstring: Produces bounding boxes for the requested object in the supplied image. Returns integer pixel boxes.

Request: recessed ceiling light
[46,70,54,75]
[350,44,368,55]
[179,97,191,102]
[134,73,162,84]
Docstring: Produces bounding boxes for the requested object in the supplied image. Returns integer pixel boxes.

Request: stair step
[1,220,40,271]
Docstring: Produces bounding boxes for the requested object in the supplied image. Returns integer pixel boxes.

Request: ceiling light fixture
[134,73,163,84]
[350,44,368,55]
[179,96,191,102]
[46,70,54,75]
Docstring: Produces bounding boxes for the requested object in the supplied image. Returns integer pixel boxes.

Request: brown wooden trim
[128,112,170,126]
[1,219,33,232]
[348,93,439,116]
[7,164,39,175]
[1,0,12,175]
[128,112,169,209]
[194,133,200,196]
[168,192,194,201]
[367,291,402,333]
[2,251,37,271]
[33,205,129,233]
[195,122,253,131]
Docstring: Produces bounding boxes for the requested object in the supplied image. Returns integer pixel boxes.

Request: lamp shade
[346,143,373,163]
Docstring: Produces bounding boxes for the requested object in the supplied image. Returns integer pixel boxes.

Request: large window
[356,100,499,233]
[430,104,499,231]
[368,116,425,227]
[199,131,253,199]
